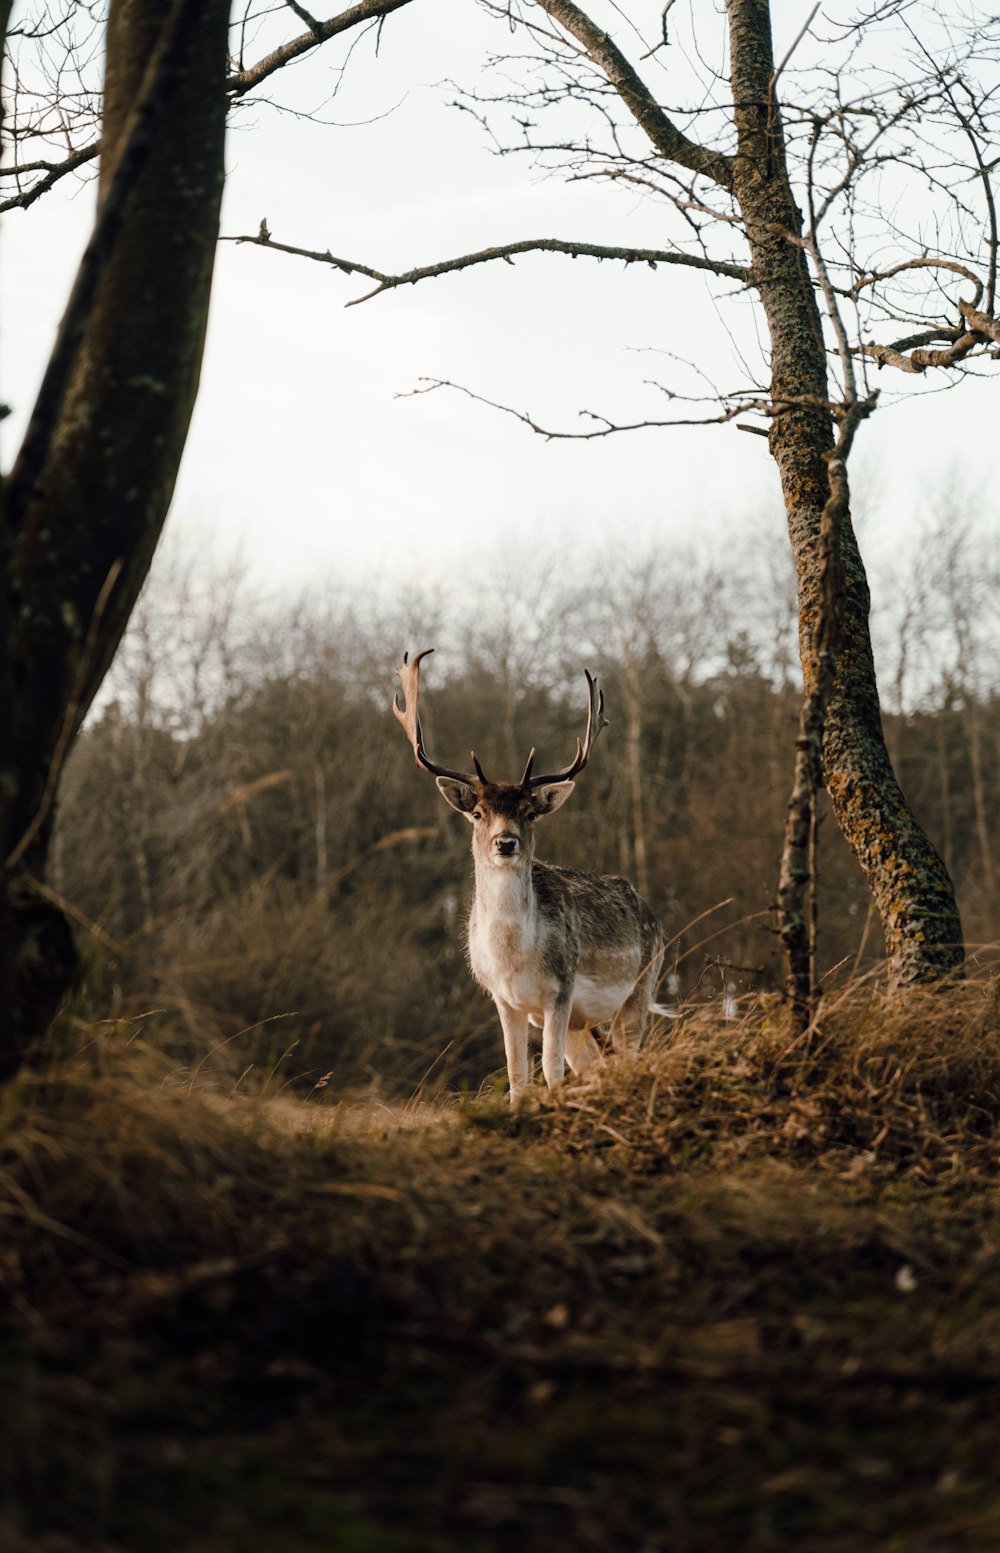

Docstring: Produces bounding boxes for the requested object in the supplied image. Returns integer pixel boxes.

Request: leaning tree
[0,0,411,1073]
[227,0,1000,1017]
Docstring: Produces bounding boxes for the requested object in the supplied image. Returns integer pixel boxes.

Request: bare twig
[851,257,984,306]
[401,378,843,441]
[283,0,323,33]
[769,3,821,99]
[0,139,100,213]
[222,229,751,302]
[639,0,678,59]
[226,0,414,98]
[219,229,385,281]
[532,0,734,192]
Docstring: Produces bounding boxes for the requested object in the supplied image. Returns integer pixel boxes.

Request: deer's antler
[393,649,484,784]
[522,670,609,787]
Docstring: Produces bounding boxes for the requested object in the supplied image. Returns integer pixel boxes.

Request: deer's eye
[472,810,483,822]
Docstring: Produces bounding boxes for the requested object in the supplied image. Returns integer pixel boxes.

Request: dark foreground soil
[3,984,1000,1551]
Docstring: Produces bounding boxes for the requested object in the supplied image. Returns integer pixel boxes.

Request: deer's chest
[468,905,558,1016]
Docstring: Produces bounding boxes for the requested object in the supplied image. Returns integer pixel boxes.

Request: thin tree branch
[219,230,385,281]
[221,229,751,301]
[226,0,414,99]
[283,0,323,32]
[531,0,734,192]
[401,378,843,440]
[852,257,984,305]
[0,140,100,213]
[848,258,1000,373]
[770,2,821,98]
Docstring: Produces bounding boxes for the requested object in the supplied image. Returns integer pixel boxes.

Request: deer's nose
[494,835,519,856]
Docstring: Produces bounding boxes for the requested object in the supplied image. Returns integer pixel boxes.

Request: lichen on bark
[726,0,963,990]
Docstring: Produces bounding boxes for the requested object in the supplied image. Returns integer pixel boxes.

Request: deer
[393,649,664,1103]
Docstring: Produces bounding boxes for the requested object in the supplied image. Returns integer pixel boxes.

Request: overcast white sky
[3,0,998,603]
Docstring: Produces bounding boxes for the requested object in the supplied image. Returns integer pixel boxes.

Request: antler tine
[525,669,609,788]
[392,648,481,784]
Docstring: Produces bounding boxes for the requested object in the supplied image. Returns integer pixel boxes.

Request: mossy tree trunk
[531,0,964,998]
[0,0,231,1075]
[725,0,963,994]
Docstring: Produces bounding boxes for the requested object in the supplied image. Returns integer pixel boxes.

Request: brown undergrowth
[2,979,1000,1552]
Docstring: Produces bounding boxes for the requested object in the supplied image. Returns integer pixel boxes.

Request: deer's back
[532,860,663,961]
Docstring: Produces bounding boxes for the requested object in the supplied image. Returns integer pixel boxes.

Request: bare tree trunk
[727,0,963,989]
[623,658,649,900]
[776,431,848,1024]
[967,698,995,900]
[314,759,329,902]
[1,0,231,1072]
[0,0,16,1069]
[531,0,964,988]
[937,718,954,878]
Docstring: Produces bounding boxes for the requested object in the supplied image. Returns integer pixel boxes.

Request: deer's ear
[436,776,478,817]
[530,780,575,817]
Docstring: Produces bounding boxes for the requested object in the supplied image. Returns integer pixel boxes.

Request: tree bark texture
[1,0,231,1071]
[532,0,963,986]
[775,436,847,1024]
[725,0,963,986]
[0,0,16,1070]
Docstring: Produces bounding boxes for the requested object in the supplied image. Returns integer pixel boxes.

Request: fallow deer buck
[393,649,665,1102]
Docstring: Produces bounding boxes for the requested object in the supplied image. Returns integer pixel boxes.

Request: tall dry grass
[3,972,1000,1549]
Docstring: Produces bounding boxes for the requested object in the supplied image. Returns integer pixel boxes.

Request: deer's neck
[472,858,535,925]
[468,859,540,995]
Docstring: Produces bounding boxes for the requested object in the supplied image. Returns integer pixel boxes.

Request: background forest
[7,4,1000,1547]
[53,501,1000,1095]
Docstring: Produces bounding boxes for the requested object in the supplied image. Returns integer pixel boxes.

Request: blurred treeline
[51,509,999,1093]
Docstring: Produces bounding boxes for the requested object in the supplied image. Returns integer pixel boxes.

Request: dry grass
[3,979,1000,1551]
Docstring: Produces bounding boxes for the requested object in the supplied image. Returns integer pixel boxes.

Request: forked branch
[220,230,751,303]
[226,0,414,98]
[531,0,734,192]
[851,259,1000,374]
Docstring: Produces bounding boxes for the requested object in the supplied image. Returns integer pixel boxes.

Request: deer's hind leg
[611,935,665,1057]
[565,1025,601,1076]
[609,983,649,1055]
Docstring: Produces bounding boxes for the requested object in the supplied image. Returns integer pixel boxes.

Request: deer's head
[392,649,608,871]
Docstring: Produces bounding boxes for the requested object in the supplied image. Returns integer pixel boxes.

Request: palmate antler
[393,649,609,788]
[392,649,485,783]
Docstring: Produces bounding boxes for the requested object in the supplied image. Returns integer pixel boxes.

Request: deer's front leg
[541,998,571,1090]
[494,997,530,1103]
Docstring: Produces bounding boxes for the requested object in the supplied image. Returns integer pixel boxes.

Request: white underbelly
[518,972,639,1029]
[471,914,641,1028]
[569,973,638,1027]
